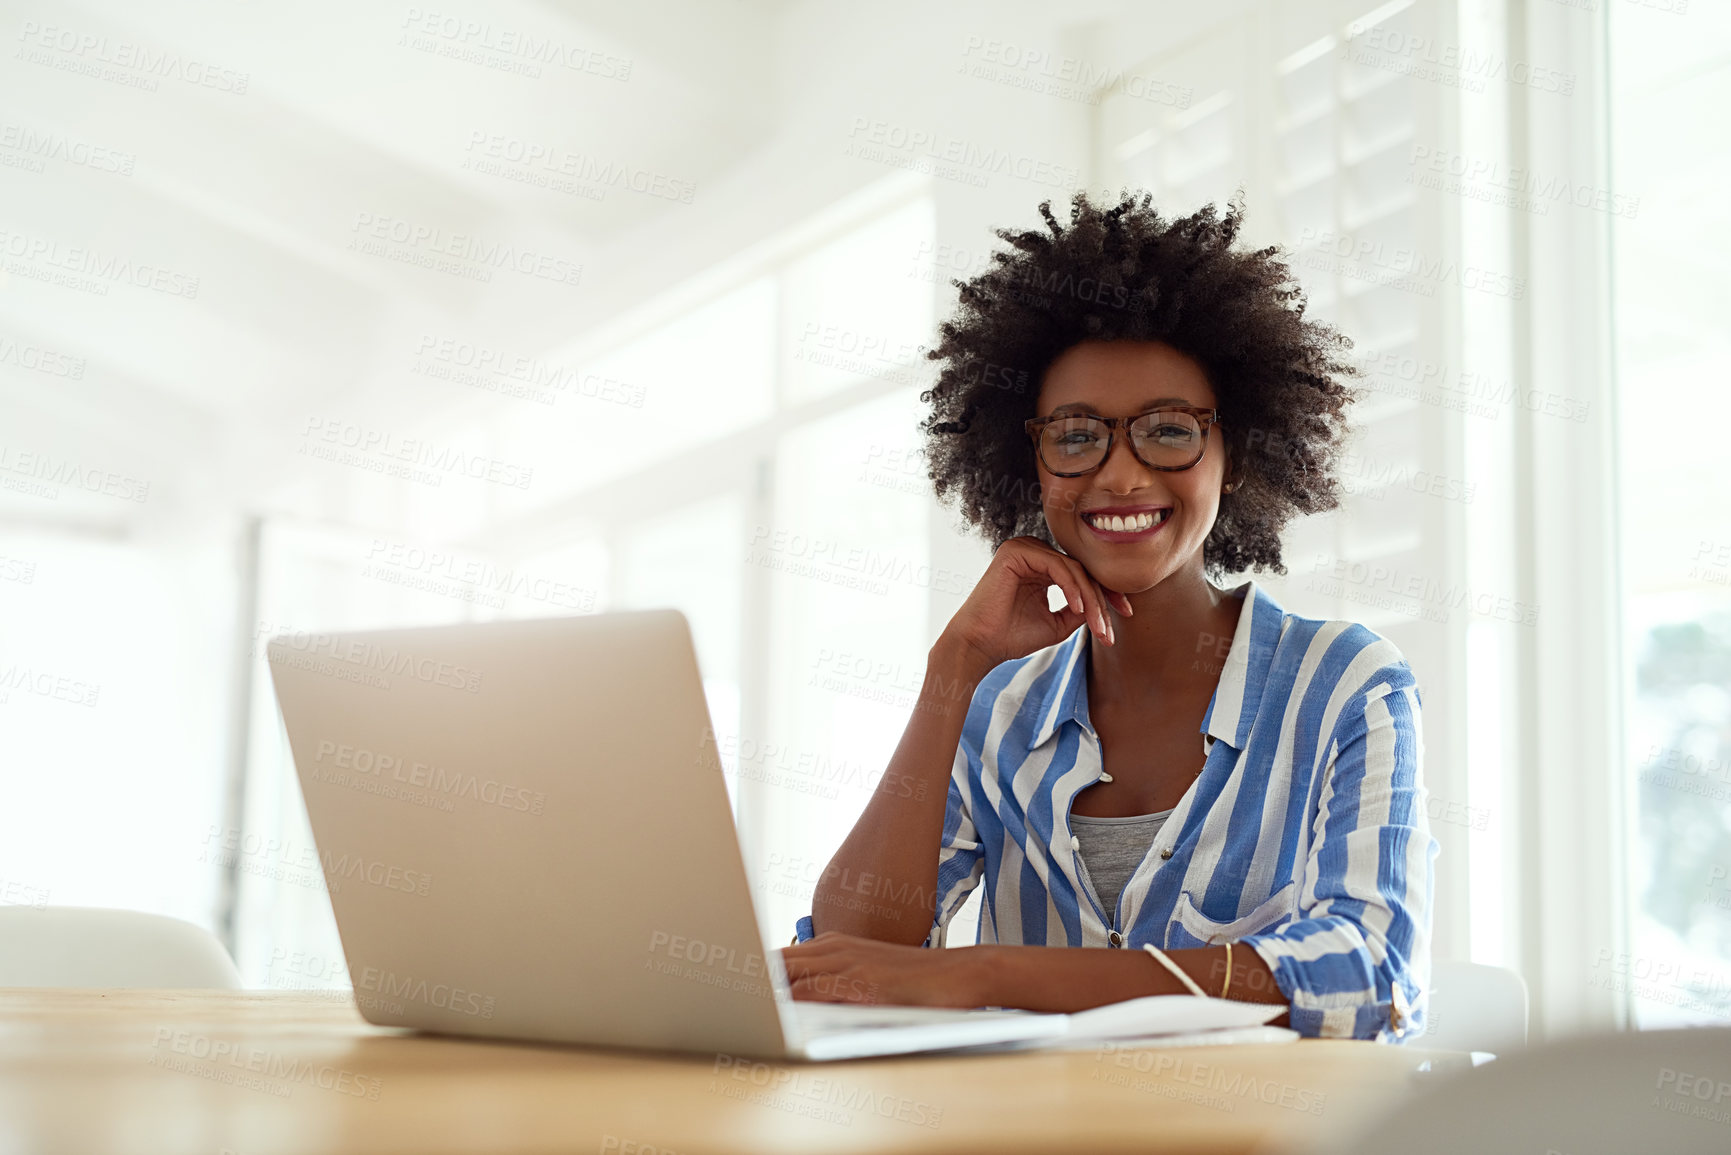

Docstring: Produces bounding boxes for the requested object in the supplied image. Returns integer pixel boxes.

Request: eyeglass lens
[1039,411,1205,473]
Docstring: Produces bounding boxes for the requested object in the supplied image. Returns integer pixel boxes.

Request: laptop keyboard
[790,1002,1019,1034]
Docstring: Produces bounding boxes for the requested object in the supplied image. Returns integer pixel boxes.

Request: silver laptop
[266,609,1068,1061]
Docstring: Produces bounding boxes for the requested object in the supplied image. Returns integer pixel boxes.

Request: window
[230,188,941,982]
[1610,0,1731,1028]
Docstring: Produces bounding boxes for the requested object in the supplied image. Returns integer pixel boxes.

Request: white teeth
[1087,511,1166,532]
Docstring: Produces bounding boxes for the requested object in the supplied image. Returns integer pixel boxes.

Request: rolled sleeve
[922,744,984,948]
[1240,678,1437,1042]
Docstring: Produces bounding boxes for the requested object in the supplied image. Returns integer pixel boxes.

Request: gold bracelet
[1220,941,1233,999]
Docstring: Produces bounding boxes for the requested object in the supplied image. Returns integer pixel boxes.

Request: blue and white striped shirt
[797,580,1437,1042]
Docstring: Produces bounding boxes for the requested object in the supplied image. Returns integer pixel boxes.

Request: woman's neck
[1088,564,1241,706]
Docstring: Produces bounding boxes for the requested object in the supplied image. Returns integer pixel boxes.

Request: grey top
[1071,809,1175,922]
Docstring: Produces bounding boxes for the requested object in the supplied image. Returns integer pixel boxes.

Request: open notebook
[793,995,1294,1061]
[1018,995,1297,1053]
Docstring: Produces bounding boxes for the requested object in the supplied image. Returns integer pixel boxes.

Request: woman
[781,192,1437,1042]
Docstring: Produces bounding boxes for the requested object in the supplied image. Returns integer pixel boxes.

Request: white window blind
[1092,0,1472,963]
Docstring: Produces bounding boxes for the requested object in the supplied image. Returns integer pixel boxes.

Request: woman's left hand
[779,932,990,1007]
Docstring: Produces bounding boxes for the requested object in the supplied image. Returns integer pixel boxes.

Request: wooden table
[0,990,1462,1154]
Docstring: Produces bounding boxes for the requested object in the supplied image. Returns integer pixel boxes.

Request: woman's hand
[939,536,1132,677]
[780,932,989,1007]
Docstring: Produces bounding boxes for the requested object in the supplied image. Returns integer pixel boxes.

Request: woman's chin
[1079,561,1177,600]
[1055,537,1189,597]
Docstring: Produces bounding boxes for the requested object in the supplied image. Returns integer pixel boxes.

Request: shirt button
[1108,930,1124,947]
[1070,836,1080,852]
[1098,772,1114,783]
[1160,847,1173,860]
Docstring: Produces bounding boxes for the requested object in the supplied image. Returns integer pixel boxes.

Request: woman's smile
[1078,504,1172,540]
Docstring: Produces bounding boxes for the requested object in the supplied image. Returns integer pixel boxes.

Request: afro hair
[920,190,1358,577]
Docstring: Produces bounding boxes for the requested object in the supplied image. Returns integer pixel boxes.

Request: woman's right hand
[938,536,1134,678]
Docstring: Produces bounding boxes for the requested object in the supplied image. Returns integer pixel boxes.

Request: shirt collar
[1024,624,1092,750]
[1023,579,1285,753]
[1201,579,1284,751]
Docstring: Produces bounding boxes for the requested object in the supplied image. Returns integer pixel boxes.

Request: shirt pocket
[1167,880,1298,948]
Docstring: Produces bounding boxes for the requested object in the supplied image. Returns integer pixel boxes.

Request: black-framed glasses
[1024,406,1221,476]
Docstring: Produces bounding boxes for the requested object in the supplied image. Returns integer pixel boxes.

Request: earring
[1222,481,1238,494]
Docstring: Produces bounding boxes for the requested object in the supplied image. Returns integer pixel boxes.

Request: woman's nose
[1094,431,1155,491]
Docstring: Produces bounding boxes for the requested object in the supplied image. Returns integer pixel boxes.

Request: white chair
[0,906,242,988]
[1418,959,1528,1057]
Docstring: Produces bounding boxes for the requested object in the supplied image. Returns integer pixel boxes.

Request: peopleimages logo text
[0,227,200,299]
[0,121,134,175]
[0,445,149,502]
[301,418,534,490]
[201,825,431,896]
[399,8,632,80]
[348,212,582,287]
[844,117,1080,190]
[15,21,251,93]
[746,525,972,596]
[312,740,546,815]
[356,966,495,1017]
[259,620,484,694]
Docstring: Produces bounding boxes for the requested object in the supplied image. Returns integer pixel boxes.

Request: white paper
[1059,994,1287,1041]
[1033,1024,1300,1052]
